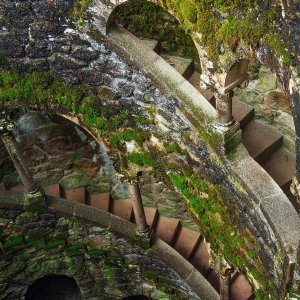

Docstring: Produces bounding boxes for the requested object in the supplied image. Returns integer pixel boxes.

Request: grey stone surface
[0,200,204,299]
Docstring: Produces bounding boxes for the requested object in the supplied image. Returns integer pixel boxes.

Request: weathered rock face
[0,205,198,299]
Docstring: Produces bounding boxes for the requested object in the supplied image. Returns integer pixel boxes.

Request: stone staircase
[108,25,298,214]
[0,182,254,300]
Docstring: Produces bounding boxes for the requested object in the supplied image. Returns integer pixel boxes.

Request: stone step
[9,185,26,193]
[188,72,215,106]
[144,207,159,229]
[44,184,61,198]
[231,273,254,300]
[111,199,134,221]
[62,187,86,204]
[206,269,220,293]
[173,227,201,260]
[155,216,181,246]
[139,38,160,52]
[232,99,254,129]
[189,239,210,276]
[89,192,112,212]
[160,53,194,80]
[242,120,283,164]
[262,147,296,190]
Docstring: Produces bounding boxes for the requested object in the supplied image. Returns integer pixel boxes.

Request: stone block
[109,214,136,238]
[73,202,111,228]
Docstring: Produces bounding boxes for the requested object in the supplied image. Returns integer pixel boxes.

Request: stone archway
[25,275,83,300]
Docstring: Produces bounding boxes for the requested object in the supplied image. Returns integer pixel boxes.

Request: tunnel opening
[25,274,83,300]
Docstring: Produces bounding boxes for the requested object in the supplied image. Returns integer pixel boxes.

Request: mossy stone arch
[105,0,203,69]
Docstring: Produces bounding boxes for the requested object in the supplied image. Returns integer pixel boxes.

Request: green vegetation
[157,0,292,66]
[25,239,45,249]
[87,248,107,257]
[114,0,199,60]
[0,69,273,297]
[164,142,182,154]
[128,151,161,169]
[3,236,24,251]
[110,129,151,148]
[0,70,153,150]
[66,243,86,255]
[46,240,65,250]
[71,0,92,20]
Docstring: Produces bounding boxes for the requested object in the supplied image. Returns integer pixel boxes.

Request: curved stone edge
[227,144,300,289]
[228,144,300,250]
[0,194,218,299]
[149,238,219,300]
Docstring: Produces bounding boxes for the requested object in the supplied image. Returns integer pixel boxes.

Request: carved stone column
[128,180,149,234]
[211,90,241,154]
[0,111,44,206]
[217,256,234,300]
[215,91,234,126]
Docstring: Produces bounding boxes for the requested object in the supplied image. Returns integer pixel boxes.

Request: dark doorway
[25,275,83,300]
[123,296,152,300]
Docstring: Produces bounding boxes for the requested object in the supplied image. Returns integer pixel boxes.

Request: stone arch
[25,274,83,300]
[105,0,204,75]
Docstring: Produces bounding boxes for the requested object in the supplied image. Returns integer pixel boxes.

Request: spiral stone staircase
[108,24,298,213]
[0,182,254,300]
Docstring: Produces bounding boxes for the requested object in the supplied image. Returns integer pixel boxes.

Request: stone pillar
[220,268,234,300]
[211,91,241,154]
[215,91,234,126]
[128,181,148,233]
[0,112,41,200]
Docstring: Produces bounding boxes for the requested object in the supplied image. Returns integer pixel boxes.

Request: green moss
[180,0,197,23]
[226,148,236,161]
[71,0,92,20]
[164,142,181,154]
[66,243,86,255]
[128,152,161,169]
[110,128,150,147]
[114,0,198,60]
[87,248,107,257]
[25,239,46,249]
[3,236,24,251]
[168,172,270,297]
[0,53,9,69]
[140,270,158,281]
[155,0,292,66]
[46,240,65,250]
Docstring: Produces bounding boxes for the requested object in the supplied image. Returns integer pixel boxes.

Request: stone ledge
[228,144,300,251]
[0,191,25,209]
[150,238,219,300]
[40,196,218,299]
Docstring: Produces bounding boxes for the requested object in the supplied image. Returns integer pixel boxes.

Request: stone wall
[0,201,199,299]
[0,109,197,230]
[0,0,298,298]
[234,64,295,151]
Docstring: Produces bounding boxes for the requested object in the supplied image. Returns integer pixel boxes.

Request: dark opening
[123,296,152,300]
[25,275,83,300]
